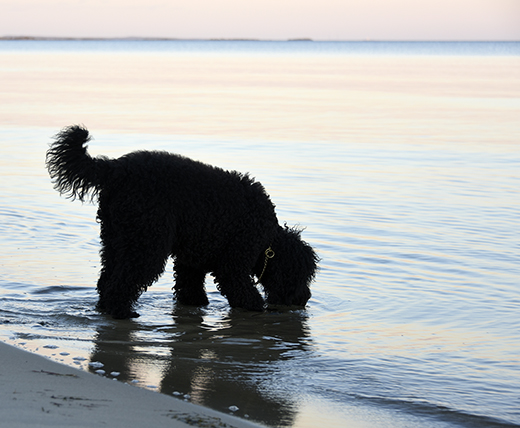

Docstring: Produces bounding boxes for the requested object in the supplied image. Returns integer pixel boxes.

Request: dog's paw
[174,293,210,307]
[97,299,140,319]
[111,310,140,319]
[229,295,265,312]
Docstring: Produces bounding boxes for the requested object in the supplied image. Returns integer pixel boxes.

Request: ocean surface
[0,40,519,428]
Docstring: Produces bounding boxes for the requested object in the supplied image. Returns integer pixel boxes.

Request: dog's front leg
[173,261,209,307]
[212,269,265,311]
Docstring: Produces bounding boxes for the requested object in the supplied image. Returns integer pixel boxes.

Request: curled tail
[46,125,109,201]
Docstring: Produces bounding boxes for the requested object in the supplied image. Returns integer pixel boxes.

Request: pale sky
[0,0,519,41]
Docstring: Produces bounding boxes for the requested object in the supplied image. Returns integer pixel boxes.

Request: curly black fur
[46,125,319,319]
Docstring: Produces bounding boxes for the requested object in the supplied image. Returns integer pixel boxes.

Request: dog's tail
[46,125,110,201]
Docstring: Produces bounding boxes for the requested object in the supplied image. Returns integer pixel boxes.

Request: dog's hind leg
[96,268,142,319]
[96,226,170,319]
[97,254,168,319]
[173,260,209,307]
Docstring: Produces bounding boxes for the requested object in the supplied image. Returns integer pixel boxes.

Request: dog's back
[46,126,273,215]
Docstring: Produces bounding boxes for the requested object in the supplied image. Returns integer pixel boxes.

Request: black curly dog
[46,126,318,319]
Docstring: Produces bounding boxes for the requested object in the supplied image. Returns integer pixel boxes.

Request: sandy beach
[0,341,264,428]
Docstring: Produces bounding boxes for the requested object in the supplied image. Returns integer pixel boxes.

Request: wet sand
[0,341,264,428]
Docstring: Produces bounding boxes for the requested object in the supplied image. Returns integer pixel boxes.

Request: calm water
[0,40,519,428]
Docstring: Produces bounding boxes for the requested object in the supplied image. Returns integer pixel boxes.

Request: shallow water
[0,41,519,428]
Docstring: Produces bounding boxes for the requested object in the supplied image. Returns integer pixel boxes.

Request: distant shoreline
[1,37,517,43]
[1,36,315,42]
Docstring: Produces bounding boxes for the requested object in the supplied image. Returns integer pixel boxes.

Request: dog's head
[257,225,318,308]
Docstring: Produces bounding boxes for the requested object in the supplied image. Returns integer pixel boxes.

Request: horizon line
[1,36,519,43]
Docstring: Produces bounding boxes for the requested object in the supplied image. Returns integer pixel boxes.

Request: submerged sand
[0,341,263,428]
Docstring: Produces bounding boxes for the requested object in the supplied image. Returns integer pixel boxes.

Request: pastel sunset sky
[0,0,519,40]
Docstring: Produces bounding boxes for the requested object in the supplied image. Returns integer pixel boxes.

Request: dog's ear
[280,225,319,283]
[262,225,318,307]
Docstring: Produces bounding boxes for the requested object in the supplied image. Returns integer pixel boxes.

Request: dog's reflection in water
[89,305,312,427]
